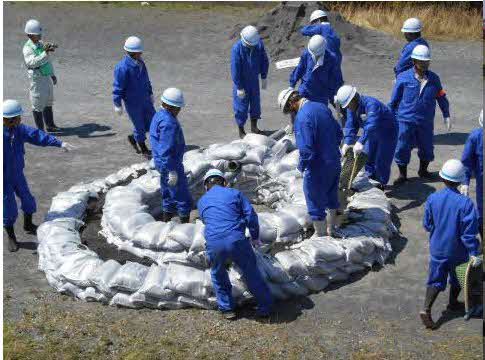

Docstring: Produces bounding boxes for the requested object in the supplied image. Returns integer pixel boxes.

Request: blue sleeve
[144,63,153,96]
[113,64,127,107]
[154,121,178,171]
[259,43,269,79]
[343,109,360,145]
[22,126,62,147]
[327,55,339,100]
[461,133,475,185]
[393,44,412,76]
[231,45,242,89]
[461,200,480,256]
[300,24,320,37]
[435,77,450,118]
[336,121,343,145]
[388,77,404,114]
[295,119,315,172]
[359,104,379,144]
[240,192,259,239]
[289,52,306,88]
[423,199,434,233]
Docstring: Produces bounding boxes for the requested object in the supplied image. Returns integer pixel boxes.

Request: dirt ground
[3,2,483,359]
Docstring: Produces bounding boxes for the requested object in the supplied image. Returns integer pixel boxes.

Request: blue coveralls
[423,187,480,290]
[344,96,398,185]
[230,39,269,127]
[394,37,429,77]
[197,185,273,314]
[113,55,155,142]
[3,124,62,227]
[149,109,192,216]
[461,127,483,232]
[290,49,341,105]
[294,101,342,220]
[300,22,343,83]
[389,68,450,166]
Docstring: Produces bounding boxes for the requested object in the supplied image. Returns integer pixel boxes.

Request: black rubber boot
[32,111,45,130]
[23,214,38,234]
[127,135,141,153]
[179,216,190,224]
[4,226,19,252]
[43,106,60,132]
[238,126,246,139]
[138,141,152,159]
[418,160,433,179]
[419,286,440,329]
[393,165,408,186]
[161,212,174,222]
[447,286,464,312]
[250,118,261,134]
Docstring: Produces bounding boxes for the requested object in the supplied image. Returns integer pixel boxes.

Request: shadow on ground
[54,123,116,138]
[433,132,469,146]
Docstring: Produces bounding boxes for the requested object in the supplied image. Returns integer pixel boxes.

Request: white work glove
[150,94,154,104]
[61,142,76,152]
[470,255,482,268]
[341,143,351,156]
[167,171,178,187]
[444,117,452,131]
[236,89,246,99]
[251,237,263,248]
[460,184,469,197]
[261,78,267,90]
[114,105,123,116]
[353,142,364,156]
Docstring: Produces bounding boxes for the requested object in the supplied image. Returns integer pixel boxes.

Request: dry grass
[328,1,482,41]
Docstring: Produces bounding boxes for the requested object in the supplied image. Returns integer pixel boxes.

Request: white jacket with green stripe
[22,39,55,80]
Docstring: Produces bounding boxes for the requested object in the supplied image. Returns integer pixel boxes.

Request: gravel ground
[3,2,483,359]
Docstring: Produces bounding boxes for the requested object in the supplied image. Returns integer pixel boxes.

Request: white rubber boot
[326,209,337,236]
[312,221,326,238]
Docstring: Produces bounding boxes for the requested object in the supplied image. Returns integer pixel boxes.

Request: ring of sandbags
[37,130,396,310]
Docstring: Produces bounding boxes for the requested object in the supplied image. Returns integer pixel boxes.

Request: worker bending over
[198,169,273,320]
[421,159,481,329]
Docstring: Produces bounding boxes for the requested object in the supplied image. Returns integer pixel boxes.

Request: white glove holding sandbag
[460,184,469,197]
[236,89,246,99]
[61,142,76,152]
[167,171,178,187]
[353,142,364,156]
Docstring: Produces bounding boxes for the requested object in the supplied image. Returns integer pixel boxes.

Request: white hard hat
[240,25,260,47]
[25,19,42,35]
[161,87,185,108]
[411,44,431,61]
[278,87,296,112]
[310,9,328,23]
[308,35,326,57]
[479,109,483,127]
[335,85,357,108]
[203,169,225,183]
[401,17,422,33]
[3,99,23,118]
[124,36,143,53]
[439,159,466,183]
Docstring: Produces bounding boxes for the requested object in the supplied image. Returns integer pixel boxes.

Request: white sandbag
[108,262,149,293]
[137,264,174,300]
[255,252,292,283]
[278,150,300,171]
[280,281,309,297]
[55,252,103,287]
[273,212,303,240]
[177,296,215,310]
[121,213,156,239]
[205,143,247,161]
[89,259,122,295]
[267,282,289,300]
[339,263,367,274]
[166,223,196,249]
[255,213,278,244]
[78,287,108,303]
[297,275,329,292]
[58,282,85,297]
[187,161,212,181]
[327,269,349,283]
[274,250,309,277]
[240,146,268,165]
[46,192,89,220]
[242,133,276,148]
[129,292,160,308]
[348,188,390,213]
[163,263,212,300]
[242,164,264,175]
[296,237,346,262]
[189,220,206,253]
[110,292,142,309]
[342,237,376,256]
[132,221,167,249]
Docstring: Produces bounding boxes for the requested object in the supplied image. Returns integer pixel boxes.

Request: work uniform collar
[124,54,141,67]
[27,38,42,49]
[298,98,309,112]
[310,51,325,69]
[446,186,460,195]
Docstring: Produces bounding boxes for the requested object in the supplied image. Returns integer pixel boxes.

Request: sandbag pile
[37,128,395,310]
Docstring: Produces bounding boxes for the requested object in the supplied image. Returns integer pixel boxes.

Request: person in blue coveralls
[394,18,429,77]
[289,35,341,108]
[389,44,451,185]
[149,88,192,223]
[336,85,398,189]
[421,159,481,329]
[300,10,343,84]
[461,109,483,239]
[231,25,269,139]
[3,99,75,252]
[278,87,342,237]
[113,36,155,157]
[197,169,273,320]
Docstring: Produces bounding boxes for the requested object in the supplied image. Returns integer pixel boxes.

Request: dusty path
[3,3,482,358]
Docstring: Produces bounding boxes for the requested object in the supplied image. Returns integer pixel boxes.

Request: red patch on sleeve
[437,89,446,97]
